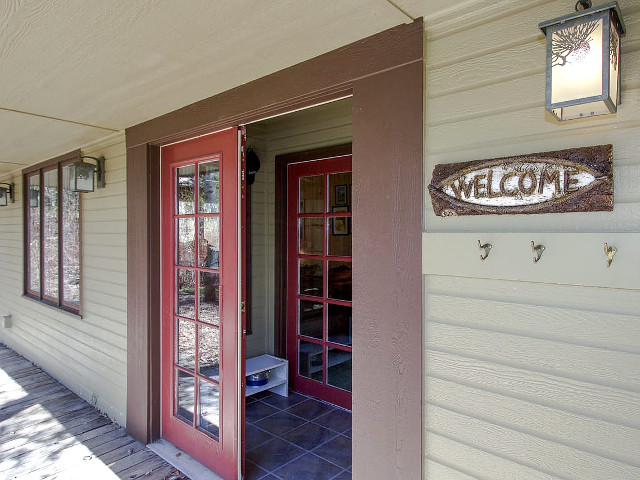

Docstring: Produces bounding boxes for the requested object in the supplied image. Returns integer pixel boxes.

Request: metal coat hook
[478,240,492,260]
[531,241,545,263]
[604,243,617,267]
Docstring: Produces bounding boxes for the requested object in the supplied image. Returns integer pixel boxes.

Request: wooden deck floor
[0,344,189,480]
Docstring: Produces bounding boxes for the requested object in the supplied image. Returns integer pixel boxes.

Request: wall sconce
[539,1,625,121]
[29,187,39,208]
[68,156,106,193]
[0,182,14,206]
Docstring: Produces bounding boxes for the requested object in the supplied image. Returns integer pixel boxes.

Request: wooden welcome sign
[428,145,613,216]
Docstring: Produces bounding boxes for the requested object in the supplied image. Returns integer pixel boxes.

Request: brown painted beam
[125,20,423,149]
[126,144,161,443]
[352,60,424,479]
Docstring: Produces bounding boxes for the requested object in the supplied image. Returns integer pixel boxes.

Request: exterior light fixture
[539,1,625,121]
[29,187,39,207]
[68,156,106,193]
[0,182,14,206]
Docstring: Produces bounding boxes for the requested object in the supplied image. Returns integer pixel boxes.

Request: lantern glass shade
[540,2,624,121]
[68,162,95,193]
[0,187,7,207]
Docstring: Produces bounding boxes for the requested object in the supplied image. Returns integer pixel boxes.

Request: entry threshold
[148,439,224,480]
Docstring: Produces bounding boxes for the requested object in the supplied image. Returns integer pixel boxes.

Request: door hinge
[241,301,246,313]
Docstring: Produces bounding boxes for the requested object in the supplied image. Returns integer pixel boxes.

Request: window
[24,150,82,315]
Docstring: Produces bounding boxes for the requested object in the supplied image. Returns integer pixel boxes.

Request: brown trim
[126,143,161,443]
[23,149,82,316]
[273,143,352,358]
[126,20,423,149]
[126,19,423,478]
[352,60,423,479]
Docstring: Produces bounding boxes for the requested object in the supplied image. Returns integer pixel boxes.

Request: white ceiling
[0,0,495,177]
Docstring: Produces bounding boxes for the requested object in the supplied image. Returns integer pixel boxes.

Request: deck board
[0,344,190,480]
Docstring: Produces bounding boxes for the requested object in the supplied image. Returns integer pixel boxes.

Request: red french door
[161,127,245,480]
[287,155,353,410]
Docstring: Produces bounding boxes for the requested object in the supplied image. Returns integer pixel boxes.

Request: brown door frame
[126,19,424,479]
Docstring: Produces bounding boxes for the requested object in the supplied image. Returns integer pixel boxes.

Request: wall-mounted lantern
[29,187,39,208]
[0,183,14,206]
[68,156,106,193]
[539,1,625,121]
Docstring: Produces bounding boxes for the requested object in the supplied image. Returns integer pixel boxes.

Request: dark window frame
[23,149,83,316]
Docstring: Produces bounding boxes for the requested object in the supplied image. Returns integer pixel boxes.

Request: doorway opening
[243,98,353,478]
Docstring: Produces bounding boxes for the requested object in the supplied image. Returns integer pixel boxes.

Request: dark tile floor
[245,390,352,480]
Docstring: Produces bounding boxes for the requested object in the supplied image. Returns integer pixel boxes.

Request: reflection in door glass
[328,261,352,301]
[327,348,352,392]
[299,218,323,255]
[199,217,220,268]
[177,270,196,319]
[199,272,220,325]
[199,161,220,213]
[299,259,323,297]
[299,175,324,213]
[327,304,352,346]
[299,340,323,383]
[299,300,323,340]
[176,370,195,424]
[198,324,220,381]
[176,218,195,266]
[176,318,195,371]
[198,379,220,439]
[177,165,195,215]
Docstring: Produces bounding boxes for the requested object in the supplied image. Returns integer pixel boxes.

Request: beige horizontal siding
[424,1,640,478]
[0,132,127,425]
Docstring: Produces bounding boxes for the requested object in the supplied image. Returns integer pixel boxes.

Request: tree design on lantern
[551,20,598,66]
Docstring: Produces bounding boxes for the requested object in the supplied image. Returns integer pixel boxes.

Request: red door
[161,127,245,479]
[287,155,353,410]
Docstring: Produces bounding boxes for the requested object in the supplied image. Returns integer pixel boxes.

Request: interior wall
[0,133,128,425]
[245,98,353,358]
[423,1,640,478]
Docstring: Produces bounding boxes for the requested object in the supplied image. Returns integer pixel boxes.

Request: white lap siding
[423,1,640,478]
[0,133,127,425]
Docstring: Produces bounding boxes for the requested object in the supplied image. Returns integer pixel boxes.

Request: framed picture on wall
[335,184,348,205]
[332,206,350,235]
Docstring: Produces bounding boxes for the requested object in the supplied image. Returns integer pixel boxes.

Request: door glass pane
[299,300,323,340]
[199,379,220,439]
[199,324,220,381]
[199,217,220,268]
[299,175,323,213]
[177,165,195,215]
[43,169,59,299]
[327,348,351,392]
[327,304,352,346]
[299,218,323,255]
[299,259,323,297]
[199,272,220,325]
[328,218,351,256]
[176,318,195,371]
[177,218,195,266]
[27,175,41,292]
[199,161,220,213]
[299,340,323,382]
[328,173,351,212]
[176,370,195,423]
[61,165,80,305]
[177,269,196,318]
[328,261,352,301]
